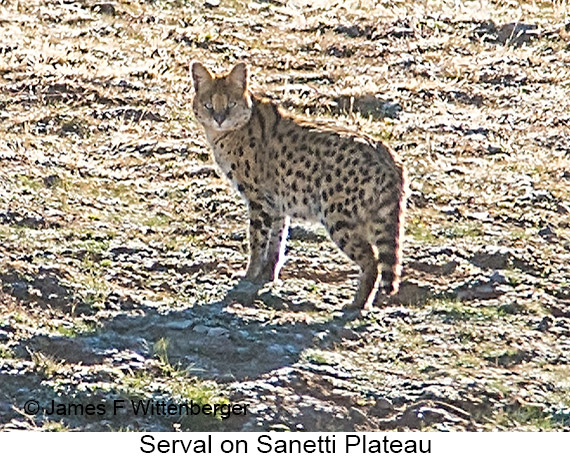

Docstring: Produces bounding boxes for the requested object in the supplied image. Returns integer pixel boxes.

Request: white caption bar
[1,431,567,456]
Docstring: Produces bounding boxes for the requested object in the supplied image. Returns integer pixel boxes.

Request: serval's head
[191,62,252,132]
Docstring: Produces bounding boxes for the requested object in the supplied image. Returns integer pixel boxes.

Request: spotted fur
[191,62,406,309]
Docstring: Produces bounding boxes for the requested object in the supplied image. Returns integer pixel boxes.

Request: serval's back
[191,62,406,309]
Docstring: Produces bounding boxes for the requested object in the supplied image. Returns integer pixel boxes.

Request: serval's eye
[204,102,213,110]
[227,101,236,109]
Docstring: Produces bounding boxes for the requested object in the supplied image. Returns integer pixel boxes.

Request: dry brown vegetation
[0,0,569,431]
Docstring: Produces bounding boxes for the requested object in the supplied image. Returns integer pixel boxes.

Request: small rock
[92,2,116,16]
[207,327,229,338]
[498,301,525,314]
[267,344,286,356]
[334,24,370,38]
[192,324,210,334]
[470,245,512,269]
[349,407,367,424]
[165,320,193,330]
[337,327,359,341]
[489,270,509,285]
[43,175,60,188]
[538,225,557,239]
[556,203,569,215]
[537,316,552,332]
[453,276,508,301]
[393,280,431,305]
[496,22,540,46]
[204,0,220,7]
[371,397,393,416]
[440,205,461,216]
[0,329,11,342]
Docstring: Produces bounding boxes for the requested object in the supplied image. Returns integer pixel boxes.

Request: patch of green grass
[0,344,14,359]
[406,217,437,242]
[495,404,555,431]
[453,353,482,369]
[42,420,70,432]
[301,349,332,365]
[438,222,483,239]
[430,298,500,322]
[153,337,176,375]
[52,320,97,338]
[16,175,43,191]
[144,213,171,228]
[31,351,65,377]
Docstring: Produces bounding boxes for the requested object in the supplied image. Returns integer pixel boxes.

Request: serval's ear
[227,62,248,92]
[191,62,213,91]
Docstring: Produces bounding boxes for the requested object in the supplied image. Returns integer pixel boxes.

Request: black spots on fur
[260,211,272,228]
[334,168,342,178]
[325,174,332,183]
[247,127,253,136]
[302,196,308,206]
[379,250,397,265]
[250,219,262,229]
[285,168,293,177]
[249,200,262,211]
[334,220,350,233]
[230,163,237,171]
[292,181,298,192]
[335,183,343,193]
[226,171,233,180]
[295,170,305,180]
[249,140,256,149]
[279,160,286,169]
[375,217,387,227]
[237,184,245,193]
[292,195,298,205]
[299,143,308,152]
[384,223,397,236]
[286,150,293,160]
[277,134,284,143]
[281,144,287,154]
[324,138,332,148]
[328,220,350,238]
[291,133,299,143]
[358,167,370,179]
[358,189,365,200]
[237,146,244,156]
[315,177,321,188]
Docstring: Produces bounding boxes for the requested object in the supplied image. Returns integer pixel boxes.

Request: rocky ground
[0,0,569,431]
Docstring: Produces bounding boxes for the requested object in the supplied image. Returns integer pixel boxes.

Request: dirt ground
[0,0,569,431]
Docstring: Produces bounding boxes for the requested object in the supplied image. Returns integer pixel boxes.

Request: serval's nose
[213,112,226,126]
